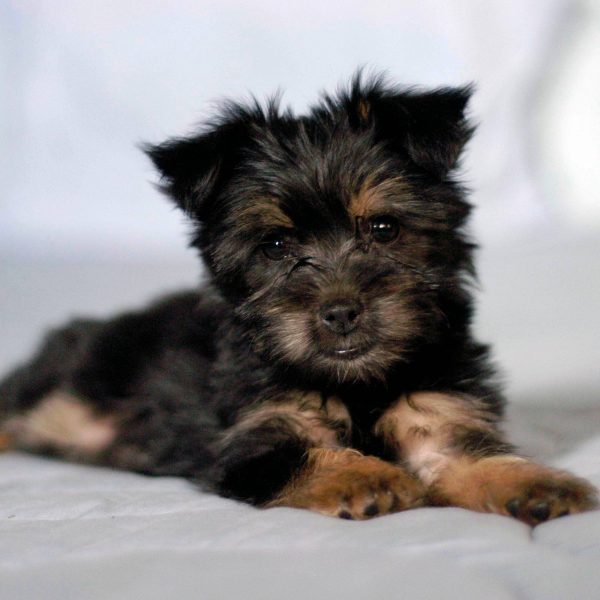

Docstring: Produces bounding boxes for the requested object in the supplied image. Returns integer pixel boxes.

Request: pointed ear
[364,85,474,178]
[143,117,251,218]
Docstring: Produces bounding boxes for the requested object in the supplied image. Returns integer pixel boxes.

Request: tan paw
[501,471,598,525]
[270,448,425,520]
[430,456,599,526]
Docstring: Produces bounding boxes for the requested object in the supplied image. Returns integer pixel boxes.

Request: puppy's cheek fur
[372,294,420,342]
[270,312,315,363]
[355,291,426,372]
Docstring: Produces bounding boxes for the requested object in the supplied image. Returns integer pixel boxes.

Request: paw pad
[499,469,598,526]
[505,498,553,523]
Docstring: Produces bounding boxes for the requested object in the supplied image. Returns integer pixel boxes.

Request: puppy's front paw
[430,456,599,526]
[270,448,425,520]
[501,469,598,525]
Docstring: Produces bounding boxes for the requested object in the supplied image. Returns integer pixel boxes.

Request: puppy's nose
[320,300,363,335]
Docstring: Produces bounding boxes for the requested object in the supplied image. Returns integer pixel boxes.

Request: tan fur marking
[4,391,116,458]
[357,99,370,121]
[375,392,598,523]
[225,392,350,449]
[408,425,431,438]
[428,454,598,523]
[269,447,425,519]
[349,176,411,219]
[322,395,351,425]
[0,431,13,452]
[375,392,498,485]
[271,311,313,363]
[430,454,525,511]
[236,200,293,229]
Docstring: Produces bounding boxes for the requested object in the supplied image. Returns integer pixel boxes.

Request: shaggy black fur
[0,73,507,507]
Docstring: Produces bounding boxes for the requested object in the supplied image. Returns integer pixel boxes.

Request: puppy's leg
[375,392,598,526]
[1,379,220,477]
[0,318,112,460]
[0,295,220,475]
[213,393,349,506]
[214,393,425,517]
[0,321,220,476]
[2,390,117,461]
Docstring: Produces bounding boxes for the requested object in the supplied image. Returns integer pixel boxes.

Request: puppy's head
[146,74,475,384]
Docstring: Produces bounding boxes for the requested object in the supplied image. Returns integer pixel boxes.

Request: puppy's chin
[291,344,401,385]
[316,353,390,384]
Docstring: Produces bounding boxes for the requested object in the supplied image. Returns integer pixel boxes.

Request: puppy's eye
[261,237,290,261]
[369,214,400,243]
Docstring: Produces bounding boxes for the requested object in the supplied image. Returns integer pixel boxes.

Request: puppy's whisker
[286,256,324,278]
[244,272,289,306]
[380,253,438,286]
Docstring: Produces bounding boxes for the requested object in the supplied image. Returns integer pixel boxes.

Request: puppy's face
[147,76,474,383]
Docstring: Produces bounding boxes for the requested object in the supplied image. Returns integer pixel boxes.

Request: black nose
[320,300,363,335]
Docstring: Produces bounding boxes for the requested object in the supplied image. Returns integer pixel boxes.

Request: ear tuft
[143,134,222,215]
[398,85,474,177]
[339,73,474,178]
[142,101,267,217]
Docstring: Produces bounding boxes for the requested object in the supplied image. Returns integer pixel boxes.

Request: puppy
[1,74,596,525]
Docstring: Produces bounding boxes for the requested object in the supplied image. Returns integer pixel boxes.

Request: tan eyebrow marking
[348,176,411,219]
[235,198,293,230]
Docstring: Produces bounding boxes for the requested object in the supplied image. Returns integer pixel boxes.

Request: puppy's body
[1,75,596,524]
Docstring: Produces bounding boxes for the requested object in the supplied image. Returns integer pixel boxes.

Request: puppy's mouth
[324,344,373,360]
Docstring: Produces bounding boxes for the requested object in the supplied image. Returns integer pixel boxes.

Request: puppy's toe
[502,477,598,526]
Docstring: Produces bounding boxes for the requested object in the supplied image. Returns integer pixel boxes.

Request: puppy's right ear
[143,118,250,218]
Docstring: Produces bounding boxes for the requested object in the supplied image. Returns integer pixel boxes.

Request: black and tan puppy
[1,74,596,525]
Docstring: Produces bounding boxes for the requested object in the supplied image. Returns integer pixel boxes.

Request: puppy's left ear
[143,118,250,218]
[364,85,474,178]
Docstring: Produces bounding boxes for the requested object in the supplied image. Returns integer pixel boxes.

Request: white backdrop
[1,0,599,401]
[2,0,599,261]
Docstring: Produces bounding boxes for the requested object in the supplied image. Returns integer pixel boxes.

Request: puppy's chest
[329,390,396,456]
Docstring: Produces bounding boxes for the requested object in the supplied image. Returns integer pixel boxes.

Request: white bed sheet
[2,408,600,600]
